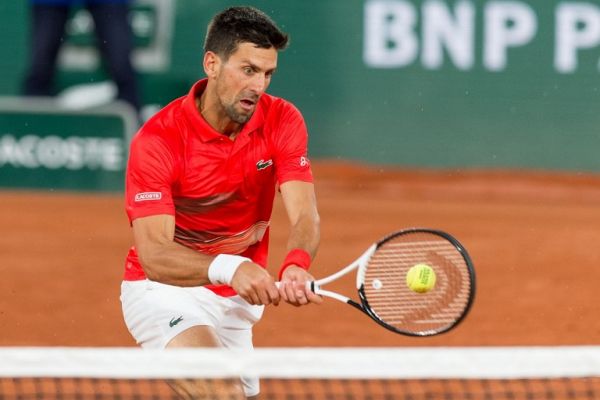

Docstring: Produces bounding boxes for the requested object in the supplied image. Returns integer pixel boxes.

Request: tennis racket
[305,228,475,336]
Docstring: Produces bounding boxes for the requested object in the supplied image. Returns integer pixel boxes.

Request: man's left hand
[278,266,323,306]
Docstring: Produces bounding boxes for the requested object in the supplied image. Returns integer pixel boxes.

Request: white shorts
[120,280,264,397]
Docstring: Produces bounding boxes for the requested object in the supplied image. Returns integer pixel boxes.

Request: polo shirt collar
[182,79,266,142]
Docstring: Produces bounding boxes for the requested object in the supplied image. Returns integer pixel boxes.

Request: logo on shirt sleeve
[300,156,310,167]
[134,192,162,202]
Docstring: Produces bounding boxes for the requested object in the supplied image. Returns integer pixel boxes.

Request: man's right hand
[230,261,280,306]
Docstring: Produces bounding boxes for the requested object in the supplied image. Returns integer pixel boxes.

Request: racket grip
[275,281,316,292]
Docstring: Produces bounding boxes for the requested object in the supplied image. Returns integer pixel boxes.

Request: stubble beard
[223,101,252,124]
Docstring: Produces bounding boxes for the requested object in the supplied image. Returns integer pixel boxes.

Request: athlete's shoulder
[260,93,304,124]
[141,95,186,134]
[131,95,186,149]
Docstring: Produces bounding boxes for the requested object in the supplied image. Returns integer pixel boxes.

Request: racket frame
[310,244,376,304]
[311,228,476,337]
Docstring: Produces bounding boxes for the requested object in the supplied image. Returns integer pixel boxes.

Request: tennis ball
[406,263,436,293]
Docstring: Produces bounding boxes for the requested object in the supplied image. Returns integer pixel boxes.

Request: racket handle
[275,281,315,292]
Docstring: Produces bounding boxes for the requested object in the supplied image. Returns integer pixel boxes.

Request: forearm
[137,239,214,286]
[286,211,320,258]
[132,214,219,286]
[279,180,321,260]
[279,209,323,306]
[277,181,322,305]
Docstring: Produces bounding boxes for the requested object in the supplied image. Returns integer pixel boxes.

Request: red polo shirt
[124,79,313,296]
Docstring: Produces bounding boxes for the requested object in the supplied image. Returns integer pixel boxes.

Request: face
[210,42,278,124]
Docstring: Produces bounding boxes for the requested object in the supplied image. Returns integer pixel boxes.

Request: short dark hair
[204,6,289,60]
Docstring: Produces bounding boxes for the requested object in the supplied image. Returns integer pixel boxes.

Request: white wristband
[208,254,251,285]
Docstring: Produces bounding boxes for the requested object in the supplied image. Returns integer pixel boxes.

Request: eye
[243,66,253,75]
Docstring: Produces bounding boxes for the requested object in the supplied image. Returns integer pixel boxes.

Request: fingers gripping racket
[310,228,476,336]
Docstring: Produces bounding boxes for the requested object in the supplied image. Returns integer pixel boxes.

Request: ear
[203,51,220,79]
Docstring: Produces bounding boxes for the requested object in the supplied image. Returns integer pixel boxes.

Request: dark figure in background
[22,0,141,111]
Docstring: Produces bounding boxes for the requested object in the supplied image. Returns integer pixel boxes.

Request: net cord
[0,347,598,380]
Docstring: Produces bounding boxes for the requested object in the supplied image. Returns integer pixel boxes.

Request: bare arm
[278,180,322,306]
[133,214,279,305]
[133,214,211,286]
[281,181,320,257]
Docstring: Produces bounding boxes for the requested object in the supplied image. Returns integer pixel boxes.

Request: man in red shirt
[120,6,321,398]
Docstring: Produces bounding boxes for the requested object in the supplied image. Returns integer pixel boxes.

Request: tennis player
[120,6,321,399]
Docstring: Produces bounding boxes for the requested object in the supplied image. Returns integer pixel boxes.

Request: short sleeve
[272,102,313,184]
[125,131,177,223]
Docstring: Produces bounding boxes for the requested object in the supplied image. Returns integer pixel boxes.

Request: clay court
[1,162,599,347]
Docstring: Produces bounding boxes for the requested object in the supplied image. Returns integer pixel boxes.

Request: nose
[249,73,268,95]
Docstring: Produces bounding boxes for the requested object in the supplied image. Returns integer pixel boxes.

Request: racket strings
[362,233,473,335]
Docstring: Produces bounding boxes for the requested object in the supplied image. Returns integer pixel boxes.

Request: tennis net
[0,346,598,399]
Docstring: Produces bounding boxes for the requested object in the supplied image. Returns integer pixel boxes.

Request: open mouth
[240,99,255,110]
[239,95,258,112]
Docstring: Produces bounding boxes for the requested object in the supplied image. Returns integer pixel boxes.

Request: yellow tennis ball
[406,263,436,293]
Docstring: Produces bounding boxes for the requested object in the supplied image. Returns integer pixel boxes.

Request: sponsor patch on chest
[256,159,273,171]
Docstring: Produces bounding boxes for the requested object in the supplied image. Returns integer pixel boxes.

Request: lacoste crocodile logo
[169,316,183,328]
[256,159,273,171]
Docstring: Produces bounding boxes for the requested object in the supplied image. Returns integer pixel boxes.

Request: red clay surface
[1,161,599,347]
